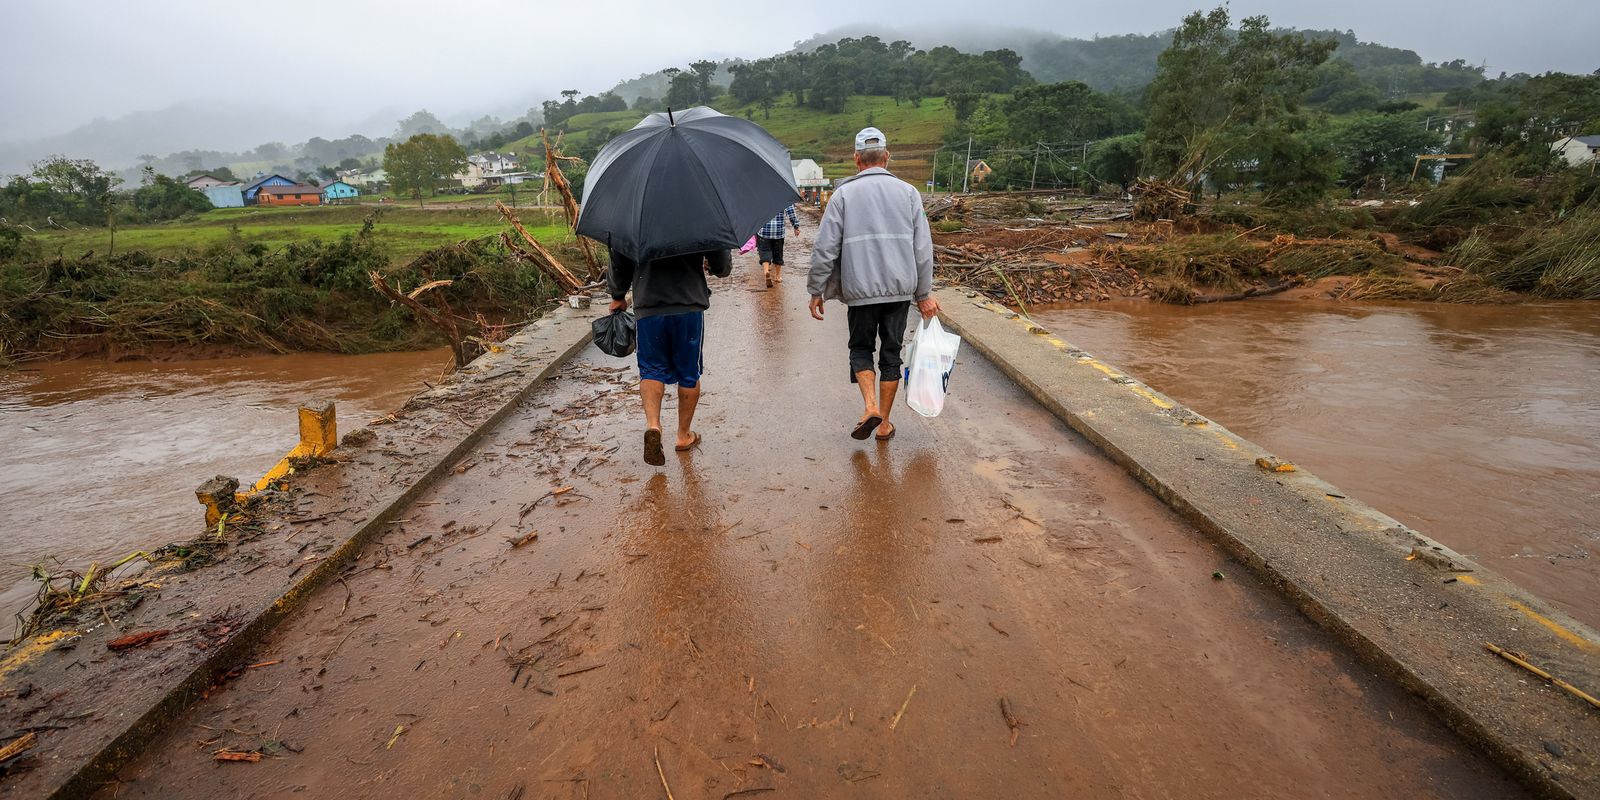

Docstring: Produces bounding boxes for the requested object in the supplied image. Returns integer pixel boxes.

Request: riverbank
[931,166,1600,307]
[0,209,584,364]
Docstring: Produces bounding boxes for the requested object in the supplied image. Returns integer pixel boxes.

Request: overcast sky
[1,0,1594,143]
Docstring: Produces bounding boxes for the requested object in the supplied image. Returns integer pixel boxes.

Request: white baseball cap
[854,127,887,151]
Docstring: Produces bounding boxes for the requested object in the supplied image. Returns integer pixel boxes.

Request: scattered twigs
[106,629,171,652]
[654,745,677,800]
[888,684,918,731]
[999,697,1024,746]
[0,732,37,763]
[1485,642,1600,710]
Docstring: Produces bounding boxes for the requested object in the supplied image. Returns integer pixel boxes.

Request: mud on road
[99,232,1524,799]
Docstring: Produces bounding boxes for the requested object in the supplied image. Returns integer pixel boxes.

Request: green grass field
[30,205,572,263]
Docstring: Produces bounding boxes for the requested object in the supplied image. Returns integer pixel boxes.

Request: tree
[130,168,212,222]
[384,133,467,201]
[947,91,982,121]
[30,156,121,225]
[1143,8,1337,184]
[689,60,719,104]
[395,110,451,138]
[1318,112,1444,183]
[1087,133,1146,190]
[665,69,702,109]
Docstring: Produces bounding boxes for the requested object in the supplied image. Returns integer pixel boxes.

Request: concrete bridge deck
[77,231,1543,799]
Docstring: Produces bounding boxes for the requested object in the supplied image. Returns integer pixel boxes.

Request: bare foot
[675,431,702,451]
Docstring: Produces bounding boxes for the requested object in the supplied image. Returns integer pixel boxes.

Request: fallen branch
[1485,642,1600,710]
[370,271,471,368]
[543,129,603,281]
[496,202,583,294]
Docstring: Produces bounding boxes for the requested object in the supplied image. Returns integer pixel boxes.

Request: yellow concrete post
[298,400,337,457]
[196,475,240,528]
[251,400,338,494]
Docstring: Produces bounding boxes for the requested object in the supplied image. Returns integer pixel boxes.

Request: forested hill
[608,24,1484,103]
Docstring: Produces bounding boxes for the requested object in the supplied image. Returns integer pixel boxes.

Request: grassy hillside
[28,205,571,264]
[503,94,957,185]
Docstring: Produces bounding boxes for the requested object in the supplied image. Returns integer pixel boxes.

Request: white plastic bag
[903,316,961,417]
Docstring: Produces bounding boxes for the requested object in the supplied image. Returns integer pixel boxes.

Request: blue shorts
[635,311,705,387]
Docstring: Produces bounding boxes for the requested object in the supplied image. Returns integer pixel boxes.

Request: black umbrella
[576,106,799,264]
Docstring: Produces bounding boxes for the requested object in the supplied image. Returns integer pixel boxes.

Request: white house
[343,168,388,187]
[185,174,233,191]
[790,158,827,189]
[457,152,522,188]
[1551,135,1600,167]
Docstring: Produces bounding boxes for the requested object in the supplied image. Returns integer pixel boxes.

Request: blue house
[202,184,244,208]
[321,180,360,204]
[242,173,296,205]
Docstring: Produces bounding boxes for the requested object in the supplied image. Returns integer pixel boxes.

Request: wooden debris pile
[541,130,604,281]
[1132,179,1191,222]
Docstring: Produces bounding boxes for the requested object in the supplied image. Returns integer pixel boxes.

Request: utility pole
[961,136,973,193]
[1030,142,1041,190]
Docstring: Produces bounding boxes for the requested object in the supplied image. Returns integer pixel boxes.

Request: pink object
[740,236,758,254]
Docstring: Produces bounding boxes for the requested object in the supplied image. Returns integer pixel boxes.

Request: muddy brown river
[0,349,451,619]
[1034,299,1600,630]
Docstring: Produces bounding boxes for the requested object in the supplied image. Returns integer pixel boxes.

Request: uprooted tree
[1140,7,1337,211]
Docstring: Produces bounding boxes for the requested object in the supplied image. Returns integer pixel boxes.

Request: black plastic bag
[591,310,637,357]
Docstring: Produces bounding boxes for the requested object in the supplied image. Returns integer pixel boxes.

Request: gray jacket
[807,168,934,306]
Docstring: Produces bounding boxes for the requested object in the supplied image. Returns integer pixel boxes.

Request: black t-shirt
[607,249,733,318]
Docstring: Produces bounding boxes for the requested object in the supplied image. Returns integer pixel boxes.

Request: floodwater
[99,235,1524,798]
[0,349,451,618]
[1033,299,1600,631]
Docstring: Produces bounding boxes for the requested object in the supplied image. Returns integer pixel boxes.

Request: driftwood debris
[496,201,583,294]
[541,129,603,281]
[1132,179,1191,222]
[369,271,473,368]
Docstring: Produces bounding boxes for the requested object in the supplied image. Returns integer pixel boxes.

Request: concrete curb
[936,289,1600,800]
[8,304,601,799]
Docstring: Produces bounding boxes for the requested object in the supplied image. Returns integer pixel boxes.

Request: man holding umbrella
[807,127,939,442]
[578,107,799,466]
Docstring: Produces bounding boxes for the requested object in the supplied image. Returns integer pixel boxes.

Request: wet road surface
[100,235,1524,798]
[1033,300,1600,631]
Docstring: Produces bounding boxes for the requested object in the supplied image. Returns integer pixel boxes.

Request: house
[257,184,323,206]
[185,174,233,191]
[321,180,361,204]
[966,159,993,186]
[457,152,521,188]
[791,158,827,188]
[343,168,387,188]
[1551,135,1600,167]
[791,158,828,202]
[241,173,297,204]
[201,184,244,208]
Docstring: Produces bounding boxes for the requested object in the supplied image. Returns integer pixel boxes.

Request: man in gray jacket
[808,126,940,441]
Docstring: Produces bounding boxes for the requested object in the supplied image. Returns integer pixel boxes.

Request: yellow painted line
[0,629,73,681]
[1456,574,1481,585]
[1509,601,1600,653]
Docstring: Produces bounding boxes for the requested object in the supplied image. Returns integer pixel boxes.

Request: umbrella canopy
[577,106,799,264]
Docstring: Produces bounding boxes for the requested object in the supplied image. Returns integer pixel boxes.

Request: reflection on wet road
[1034,300,1600,629]
[99,241,1525,798]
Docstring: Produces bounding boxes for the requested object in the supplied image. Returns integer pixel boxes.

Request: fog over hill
[2,0,1594,176]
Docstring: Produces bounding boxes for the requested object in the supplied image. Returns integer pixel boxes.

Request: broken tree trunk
[369,271,472,367]
[495,201,583,294]
[543,129,603,281]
